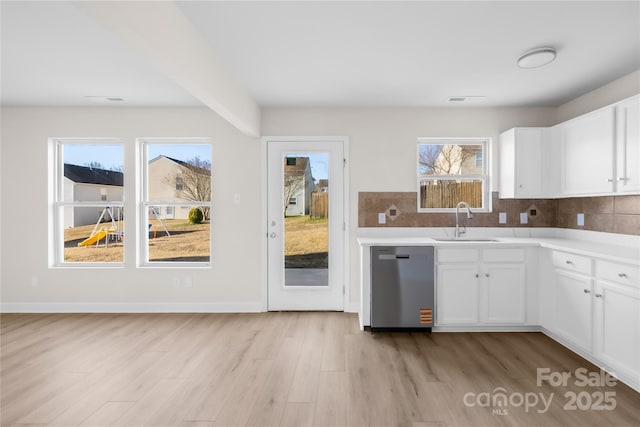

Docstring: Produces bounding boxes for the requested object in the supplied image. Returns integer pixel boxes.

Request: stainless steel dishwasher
[370,246,435,331]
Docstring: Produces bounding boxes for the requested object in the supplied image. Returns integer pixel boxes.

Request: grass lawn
[285,215,328,268]
[64,220,210,263]
[64,215,326,266]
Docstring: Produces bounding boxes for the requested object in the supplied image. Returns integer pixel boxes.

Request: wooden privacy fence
[420,181,482,208]
[311,192,329,219]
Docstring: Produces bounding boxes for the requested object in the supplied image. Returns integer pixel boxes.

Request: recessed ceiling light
[517,47,556,69]
[448,96,487,102]
[84,96,125,103]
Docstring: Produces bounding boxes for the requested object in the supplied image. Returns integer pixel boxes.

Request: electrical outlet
[499,212,507,224]
[31,276,39,287]
[577,213,585,227]
[378,213,386,224]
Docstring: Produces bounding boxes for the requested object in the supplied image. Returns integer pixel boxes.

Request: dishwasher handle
[378,254,411,260]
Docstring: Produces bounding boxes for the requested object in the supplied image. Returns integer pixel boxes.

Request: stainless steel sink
[432,238,499,242]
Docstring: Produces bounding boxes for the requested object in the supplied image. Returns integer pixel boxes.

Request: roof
[284,157,311,177]
[64,164,123,186]
[149,155,211,175]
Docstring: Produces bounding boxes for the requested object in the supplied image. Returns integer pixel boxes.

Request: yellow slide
[78,229,108,247]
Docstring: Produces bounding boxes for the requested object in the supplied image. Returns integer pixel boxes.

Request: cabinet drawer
[551,251,593,275]
[437,248,479,263]
[483,248,525,263]
[597,260,640,288]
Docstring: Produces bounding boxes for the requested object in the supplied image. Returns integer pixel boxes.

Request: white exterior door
[266,138,346,311]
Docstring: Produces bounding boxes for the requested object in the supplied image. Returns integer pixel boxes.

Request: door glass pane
[283,152,329,287]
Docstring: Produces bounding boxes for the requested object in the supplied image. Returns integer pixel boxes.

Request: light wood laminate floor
[1,312,639,426]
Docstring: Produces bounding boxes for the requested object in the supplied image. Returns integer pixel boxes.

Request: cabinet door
[514,129,544,198]
[555,270,593,351]
[499,128,545,198]
[616,96,640,193]
[594,281,640,380]
[481,264,526,324]
[436,264,478,325]
[560,107,615,195]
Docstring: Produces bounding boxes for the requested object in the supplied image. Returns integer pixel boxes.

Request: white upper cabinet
[498,128,548,198]
[615,95,640,193]
[560,106,616,196]
[554,94,639,197]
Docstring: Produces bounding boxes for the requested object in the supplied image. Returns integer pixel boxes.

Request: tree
[283,174,304,216]
[166,156,212,220]
[419,144,475,175]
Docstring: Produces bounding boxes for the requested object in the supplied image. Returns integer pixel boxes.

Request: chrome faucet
[455,201,473,238]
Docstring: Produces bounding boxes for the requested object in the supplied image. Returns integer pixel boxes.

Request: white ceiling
[2,1,639,108]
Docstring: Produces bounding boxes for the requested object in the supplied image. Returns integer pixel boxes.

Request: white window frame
[138,138,212,268]
[49,138,124,267]
[416,137,491,213]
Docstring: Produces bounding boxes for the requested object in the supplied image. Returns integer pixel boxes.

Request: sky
[63,144,329,180]
[63,143,212,171]
[287,152,329,180]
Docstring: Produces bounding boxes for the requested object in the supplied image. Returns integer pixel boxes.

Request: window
[417,138,490,212]
[51,139,124,265]
[475,151,483,168]
[141,139,212,265]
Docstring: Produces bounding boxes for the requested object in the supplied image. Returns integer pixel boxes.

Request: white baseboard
[0,302,264,313]
[347,302,360,314]
[433,325,540,333]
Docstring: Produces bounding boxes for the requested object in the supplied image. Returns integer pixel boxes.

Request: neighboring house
[316,179,329,193]
[64,156,210,227]
[147,155,210,220]
[433,144,483,175]
[63,164,123,228]
[284,157,314,216]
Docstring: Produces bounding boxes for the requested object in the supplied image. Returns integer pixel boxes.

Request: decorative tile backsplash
[359,192,640,235]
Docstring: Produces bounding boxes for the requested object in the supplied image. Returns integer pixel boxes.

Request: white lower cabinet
[481,263,526,324]
[436,248,525,326]
[593,260,640,383]
[547,251,640,391]
[554,270,594,351]
[436,263,479,324]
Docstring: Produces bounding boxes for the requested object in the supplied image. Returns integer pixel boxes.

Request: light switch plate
[577,213,585,226]
[378,213,386,224]
[520,212,528,224]
[499,212,507,224]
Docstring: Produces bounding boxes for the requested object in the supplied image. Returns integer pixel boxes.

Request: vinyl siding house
[147,155,211,220]
[284,157,314,217]
[63,164,123,228]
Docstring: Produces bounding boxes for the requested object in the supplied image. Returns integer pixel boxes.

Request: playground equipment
[78,207,123,247]
[149,206,170,238]
[78,206,171,247]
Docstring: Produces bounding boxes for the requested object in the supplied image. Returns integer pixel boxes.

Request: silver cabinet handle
[595,294,603,298]
[485,273,490,278]
[269,232,277,239]
[617,177,629,182]
[475,274,479,278]
[606,178,614,183]
[583,289,591,294]
[566,260,573,265]
[618,273,627,278]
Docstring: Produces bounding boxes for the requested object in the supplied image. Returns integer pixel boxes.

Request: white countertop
[357,227,640,265]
